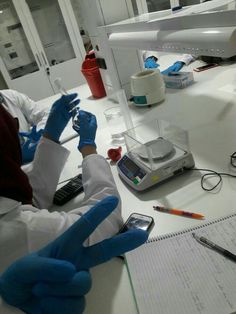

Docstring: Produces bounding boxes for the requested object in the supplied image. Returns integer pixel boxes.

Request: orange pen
[153,206,205,220]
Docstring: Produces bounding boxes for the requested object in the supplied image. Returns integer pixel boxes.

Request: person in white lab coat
[0,89,49,133]
[143,51,195,72]
[0,89,50,164]
[0,94,148,313]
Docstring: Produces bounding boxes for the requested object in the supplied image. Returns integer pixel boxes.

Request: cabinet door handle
[35,53,42,67]
[41,52,48,66]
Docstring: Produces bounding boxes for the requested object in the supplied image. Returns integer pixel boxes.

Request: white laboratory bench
[37,56,236,314]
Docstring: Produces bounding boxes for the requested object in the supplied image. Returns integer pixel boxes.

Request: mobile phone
[119,213,154,234]
[53,174,83,206]
[193,63,219,72]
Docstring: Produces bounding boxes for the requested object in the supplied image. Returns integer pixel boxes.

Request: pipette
[54,77,80,140]
[54,77,68,95]
[54,77,79,115]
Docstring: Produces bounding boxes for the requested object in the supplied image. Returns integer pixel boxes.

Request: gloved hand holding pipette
[73,110,97,151]
[54,77,81,137]
[44,94,80,142]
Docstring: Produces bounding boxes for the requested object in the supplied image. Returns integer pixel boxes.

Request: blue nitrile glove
[44,93,80,142]
[19,125,44,164]
[144,57,160,69]
[0,256,91,314]
[21,139,38,164]
[19,125,43,142]
[161,61,184,75]
[73,110,97,151]
[39,196,148,270]
[0,196,148,314]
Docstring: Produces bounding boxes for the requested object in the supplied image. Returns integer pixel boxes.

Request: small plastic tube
[54,77,79,114]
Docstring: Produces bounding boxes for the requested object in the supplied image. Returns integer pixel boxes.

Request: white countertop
[38,55,236,314]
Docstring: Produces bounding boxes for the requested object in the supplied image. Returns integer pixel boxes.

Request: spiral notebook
[125,213,236,314]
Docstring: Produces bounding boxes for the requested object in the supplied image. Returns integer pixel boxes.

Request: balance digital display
[117,155,146,186]
[117,139,195,191]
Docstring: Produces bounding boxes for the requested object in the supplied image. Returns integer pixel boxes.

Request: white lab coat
[0,89,50,132]
[142,51,195,66]
[0,137,123,313]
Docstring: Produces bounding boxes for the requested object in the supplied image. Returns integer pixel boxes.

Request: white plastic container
[130,69,165,106]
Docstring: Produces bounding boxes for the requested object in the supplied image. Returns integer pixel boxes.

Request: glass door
[133,0,201,14]
[70,0,92,53]
[146,0,171,12]
[26,0,76,67]
[23,0,85,92]
[0,0,54,99]
[179,0,200,5]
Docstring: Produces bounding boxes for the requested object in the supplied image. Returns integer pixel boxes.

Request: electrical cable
[185,152,236,191]
[58,153,236,191]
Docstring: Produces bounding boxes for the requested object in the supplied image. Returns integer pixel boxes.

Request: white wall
[0,71,8,89]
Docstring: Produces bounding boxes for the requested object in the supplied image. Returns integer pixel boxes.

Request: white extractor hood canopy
[105,0,236,58]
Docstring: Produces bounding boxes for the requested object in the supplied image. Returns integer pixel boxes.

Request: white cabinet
[0,0,86,100]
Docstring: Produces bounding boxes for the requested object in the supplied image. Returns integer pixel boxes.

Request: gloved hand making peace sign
[0,196,148,314]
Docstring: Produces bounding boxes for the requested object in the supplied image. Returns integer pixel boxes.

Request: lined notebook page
[126,214,236,314]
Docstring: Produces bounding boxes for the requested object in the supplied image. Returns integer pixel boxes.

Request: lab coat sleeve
[0,154,123,312]
[19,154,123,251]
[23,137,70,209]
[178,54,196,66]
[14,90,50,130]
[69,154,123,245]
[82,154,121,204]
[142,50,159,61]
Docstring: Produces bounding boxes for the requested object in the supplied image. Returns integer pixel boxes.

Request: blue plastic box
[163,71,194,89]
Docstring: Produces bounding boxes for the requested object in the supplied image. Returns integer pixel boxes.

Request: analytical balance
[117,120,194,191]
